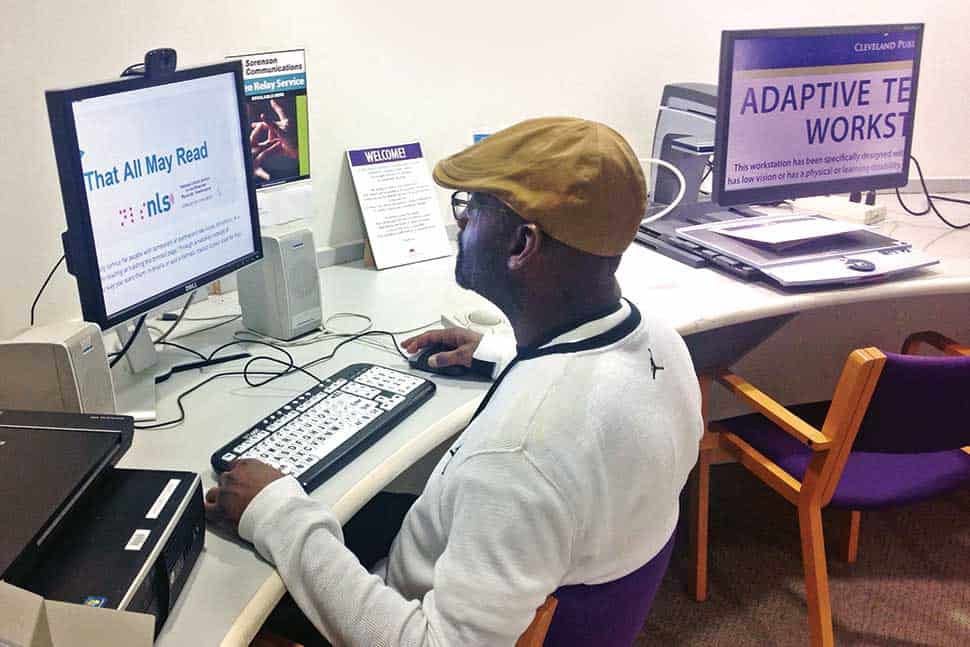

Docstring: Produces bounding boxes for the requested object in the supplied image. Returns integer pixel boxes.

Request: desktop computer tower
[0,320,116,414]
[238,227,322,340]
[11,468,205,638]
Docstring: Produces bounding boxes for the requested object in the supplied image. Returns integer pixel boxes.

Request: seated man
[205,117,704,646]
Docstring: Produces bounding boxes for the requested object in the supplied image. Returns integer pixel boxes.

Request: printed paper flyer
[227,49,311,188]
[724,31,917,191]
[347,142,452,270]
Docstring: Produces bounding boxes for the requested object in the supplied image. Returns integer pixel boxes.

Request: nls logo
[145,191,173,217]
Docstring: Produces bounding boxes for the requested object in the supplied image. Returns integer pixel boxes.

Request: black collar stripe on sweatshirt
[469,300,641,423]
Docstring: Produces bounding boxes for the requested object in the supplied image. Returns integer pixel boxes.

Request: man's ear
[507,223,542,271]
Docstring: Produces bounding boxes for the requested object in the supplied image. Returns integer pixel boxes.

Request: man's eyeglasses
[450,191,512,222]
[451,191,471,221]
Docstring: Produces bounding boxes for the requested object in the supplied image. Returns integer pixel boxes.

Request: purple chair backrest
[542,533,675,647]
[853,352,970,453]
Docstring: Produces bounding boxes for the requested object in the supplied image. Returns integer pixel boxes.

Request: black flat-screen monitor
[713,24,924,207]
[46,61,262,329]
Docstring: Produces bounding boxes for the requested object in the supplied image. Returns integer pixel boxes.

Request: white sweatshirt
[239,300,703,647]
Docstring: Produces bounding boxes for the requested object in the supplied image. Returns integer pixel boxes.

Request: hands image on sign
[248,97,299,183]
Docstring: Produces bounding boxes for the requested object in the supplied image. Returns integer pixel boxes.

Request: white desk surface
[617,207,970,336]
[130,203,969,646]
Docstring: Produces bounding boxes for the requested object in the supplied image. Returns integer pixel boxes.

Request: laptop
[0,409,132,582]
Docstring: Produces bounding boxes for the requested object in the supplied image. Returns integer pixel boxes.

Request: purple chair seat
[542,532,675,647]
[720,401,970,509]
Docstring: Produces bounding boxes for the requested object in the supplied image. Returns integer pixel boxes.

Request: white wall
[2,1,967,339]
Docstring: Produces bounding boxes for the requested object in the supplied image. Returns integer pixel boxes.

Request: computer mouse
[408,343,470,377]
[845,258,876,272]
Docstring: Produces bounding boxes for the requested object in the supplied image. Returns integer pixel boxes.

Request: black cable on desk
[895,155,970,229]
[109,315,147,368]
[929,194,970,206]
[154,291,197,343]
[136,339,302,429]
[181,313,243,335]
[135,329,410,429]
[217,329,409,388]
[180,313,243,321]
[135,371,283,430]
[301,329,411,370]
[156,340,208,361]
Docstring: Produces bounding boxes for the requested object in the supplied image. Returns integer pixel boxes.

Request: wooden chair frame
[692,347,886,647]
[689,330,970,647]
[515,596,559,647]
[902,330,970,357]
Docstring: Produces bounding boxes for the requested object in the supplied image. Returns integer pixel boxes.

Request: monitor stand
[112,321,160,422]
[108,316,250,423]
[113,369,158,423]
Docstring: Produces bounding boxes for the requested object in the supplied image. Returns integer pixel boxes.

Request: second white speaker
[238,227,322,340]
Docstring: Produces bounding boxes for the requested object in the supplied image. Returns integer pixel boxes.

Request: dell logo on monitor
[184,283,198,292]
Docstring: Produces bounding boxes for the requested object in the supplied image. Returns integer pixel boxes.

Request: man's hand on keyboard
[402,327,483,369]
[204,459,285,534]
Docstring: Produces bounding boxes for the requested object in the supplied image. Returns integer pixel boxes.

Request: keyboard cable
[134,328,421,430]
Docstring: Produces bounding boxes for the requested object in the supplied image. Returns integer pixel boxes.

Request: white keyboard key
[355,366,423,395]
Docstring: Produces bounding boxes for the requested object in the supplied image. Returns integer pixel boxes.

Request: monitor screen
[713,24,923,206]
[46,62,262,328]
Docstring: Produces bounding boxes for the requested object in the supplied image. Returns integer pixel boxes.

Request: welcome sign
[347,142,452,270]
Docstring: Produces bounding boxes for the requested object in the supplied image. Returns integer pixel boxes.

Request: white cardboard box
[0,582,153,647]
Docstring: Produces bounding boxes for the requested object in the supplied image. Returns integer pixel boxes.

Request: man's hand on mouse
[402,327,483,368]
[205,459,285,535]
